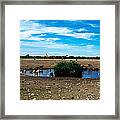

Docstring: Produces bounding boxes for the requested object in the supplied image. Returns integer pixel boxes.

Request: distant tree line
[20,54,100,59]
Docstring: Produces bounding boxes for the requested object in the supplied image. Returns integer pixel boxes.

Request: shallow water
[82,70,100,79]
[20,68,100,79]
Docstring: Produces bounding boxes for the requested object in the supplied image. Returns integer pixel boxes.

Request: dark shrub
[54,61,83,78]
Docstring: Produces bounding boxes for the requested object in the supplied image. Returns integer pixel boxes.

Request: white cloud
[21,40,76,50]
[41,27,71,34]
[46,43,71,49]
[20,20,100,56]
[86,44,94,48]
[21,37,60,42]
[20,20,44,31]
[21,26,71,35]
[39,34,46,36]
[45,38,60,42]
[20,20,72,40]
[89,23,99,28]
[28,37,45,41]
[21,38,99,56]
[20,25,72,40]
[59,33,99,40]
[20,20,99,41]
[21,38,95,51]
[77,28,88,32]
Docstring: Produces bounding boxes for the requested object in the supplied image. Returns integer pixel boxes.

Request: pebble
[33,98,36,100]
[48,91,51,94]
[31,93,34,96]
[58,90,61,92]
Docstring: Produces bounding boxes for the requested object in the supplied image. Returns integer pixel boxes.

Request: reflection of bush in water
[54,61,83,78]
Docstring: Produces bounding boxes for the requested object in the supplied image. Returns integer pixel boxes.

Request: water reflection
[82,70,100,79]
[20,68,55,77]
[20,68,100,79]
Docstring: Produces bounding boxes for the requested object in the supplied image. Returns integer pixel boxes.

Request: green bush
[54,61,83,78]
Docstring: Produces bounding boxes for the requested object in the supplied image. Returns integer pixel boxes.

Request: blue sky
[20,20,100,56]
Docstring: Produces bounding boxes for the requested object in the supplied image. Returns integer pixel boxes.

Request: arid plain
[20,59,100,100]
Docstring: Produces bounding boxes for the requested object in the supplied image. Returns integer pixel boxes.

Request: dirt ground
[20,76,100,100]
[20,58,100,69]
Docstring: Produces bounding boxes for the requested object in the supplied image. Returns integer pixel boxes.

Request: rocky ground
[20,76,100,100]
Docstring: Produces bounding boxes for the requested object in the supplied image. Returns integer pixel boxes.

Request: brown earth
[20,59,100,69]
[20,76,100,100]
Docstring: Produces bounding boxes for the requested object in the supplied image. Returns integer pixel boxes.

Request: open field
[20,76,100,100]
[20,58,100,100]
[20,58,100,69]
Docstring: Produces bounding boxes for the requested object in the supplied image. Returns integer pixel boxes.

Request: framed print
[0,0,119,119]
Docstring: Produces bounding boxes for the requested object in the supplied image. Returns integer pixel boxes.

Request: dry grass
[20,58,100,69]
[20,76,100,100]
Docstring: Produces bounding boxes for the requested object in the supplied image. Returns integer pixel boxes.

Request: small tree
[54,61,83,78]
[26,54,29,58]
